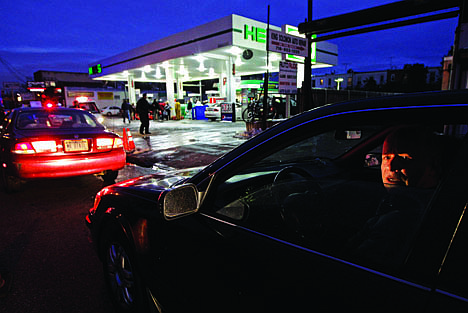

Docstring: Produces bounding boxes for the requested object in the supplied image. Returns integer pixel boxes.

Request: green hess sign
[88,64,102,75]
[244,25,267,43]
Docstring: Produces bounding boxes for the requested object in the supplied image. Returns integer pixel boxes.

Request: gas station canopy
[89,14,337,84]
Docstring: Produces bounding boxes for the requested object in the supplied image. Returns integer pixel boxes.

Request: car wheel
[107,112,112,116]
[1,168,22,193]
[101,170,118,182]
[242,108,253,122]
[209,117,217,121]
[101,226,150,313]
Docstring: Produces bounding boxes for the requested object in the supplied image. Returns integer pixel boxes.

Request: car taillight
[96,137,123,150]
[114,137,123,148]
[13,140,57,154]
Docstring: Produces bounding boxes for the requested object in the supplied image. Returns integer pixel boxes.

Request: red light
[96,138,123,150]
[46,102,54,108]
[13,142,35,154]
[13,141,57,154]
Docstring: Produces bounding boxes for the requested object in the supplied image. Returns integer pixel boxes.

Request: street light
[334,78,344,90]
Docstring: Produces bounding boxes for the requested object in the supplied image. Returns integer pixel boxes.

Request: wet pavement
[101,116,250,181]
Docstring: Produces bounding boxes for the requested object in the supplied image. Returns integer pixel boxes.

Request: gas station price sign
[221,102,233,114]
[221,102,235,122]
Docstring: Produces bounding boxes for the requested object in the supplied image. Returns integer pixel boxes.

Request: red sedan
[0,107,126,192]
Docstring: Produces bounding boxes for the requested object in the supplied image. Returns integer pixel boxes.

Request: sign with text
[279,61,298,94]
[221,102,235,122]
[3,82,21,90]
[268,29,308,57]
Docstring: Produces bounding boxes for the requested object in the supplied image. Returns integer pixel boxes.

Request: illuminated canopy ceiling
[89,15,338,83]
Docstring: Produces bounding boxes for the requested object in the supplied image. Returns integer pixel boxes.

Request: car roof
[312,89,468,113]
[282,89,468,127]
[14,107,88,113]
[192,90,468,182]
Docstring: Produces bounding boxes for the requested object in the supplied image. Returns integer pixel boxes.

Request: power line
[0,56,28,83]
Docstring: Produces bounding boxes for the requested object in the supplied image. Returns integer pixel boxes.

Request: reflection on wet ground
[103,117,248,182]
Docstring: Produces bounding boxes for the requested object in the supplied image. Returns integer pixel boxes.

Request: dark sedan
[86,90,468,312]
[0,107,126,192]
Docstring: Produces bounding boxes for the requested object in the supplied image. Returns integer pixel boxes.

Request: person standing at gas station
[136,93,151,135]
[121,99,131,124]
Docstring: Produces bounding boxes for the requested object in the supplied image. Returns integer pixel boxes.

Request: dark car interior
[209,122,467,270]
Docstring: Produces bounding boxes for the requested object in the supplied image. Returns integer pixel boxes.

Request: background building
[311,65,442,92]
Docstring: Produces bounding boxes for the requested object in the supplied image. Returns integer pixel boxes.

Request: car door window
[210,123,466,273]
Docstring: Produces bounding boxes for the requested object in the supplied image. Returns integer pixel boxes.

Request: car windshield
[257,126,379,166]
[16,110,100,129]
[79,102,100,113]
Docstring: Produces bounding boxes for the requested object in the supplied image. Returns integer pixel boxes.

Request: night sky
[0,0,458,85]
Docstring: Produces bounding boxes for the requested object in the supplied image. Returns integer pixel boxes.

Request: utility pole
[450,0,468,90]
[262,5,270,130]
[302,0,313,111]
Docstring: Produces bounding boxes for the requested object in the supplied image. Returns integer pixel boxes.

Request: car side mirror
[365,153,381,167]
[163,183,199,220]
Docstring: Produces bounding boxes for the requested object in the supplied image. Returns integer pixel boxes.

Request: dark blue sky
[0,0,458,85]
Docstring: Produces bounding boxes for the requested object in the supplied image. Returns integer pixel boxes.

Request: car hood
[112,166,204,193]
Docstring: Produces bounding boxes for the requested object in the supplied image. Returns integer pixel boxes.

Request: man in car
[349,126,445,267]
[380,127,442,190]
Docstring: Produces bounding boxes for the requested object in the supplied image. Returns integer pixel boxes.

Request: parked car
[204,102,244,121]
[86,90,468,312]
[0,107,126,192]
[75,101,104,123]
[101,106,121,116]
[270,95,299,118]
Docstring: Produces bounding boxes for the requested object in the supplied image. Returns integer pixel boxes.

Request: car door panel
[200,212,433,312]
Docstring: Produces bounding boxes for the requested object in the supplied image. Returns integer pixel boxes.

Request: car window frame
[195,106,468,276]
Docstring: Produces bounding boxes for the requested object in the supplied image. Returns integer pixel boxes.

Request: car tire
[107,112,112,116]
[242,108,253,123]
[100,225,150,313]
[101,170,118,182]
[1,168,22,193]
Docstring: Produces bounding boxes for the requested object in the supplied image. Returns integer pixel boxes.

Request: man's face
[381,132,436,189]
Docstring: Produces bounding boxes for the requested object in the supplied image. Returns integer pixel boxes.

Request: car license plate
[64,139,89,152]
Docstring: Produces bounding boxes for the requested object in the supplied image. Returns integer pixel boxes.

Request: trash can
[194,105,208,120]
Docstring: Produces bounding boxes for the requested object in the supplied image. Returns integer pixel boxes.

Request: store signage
[3,82,21,90]
[88,64,102,75]
[244,25,266,43]
[221,102,235,122]
[279,61,298,94]
[268,30,308,57]
[67,91,94,97]
[27,81,46,91]
[282,24,316,64]
[233,15,281,51]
